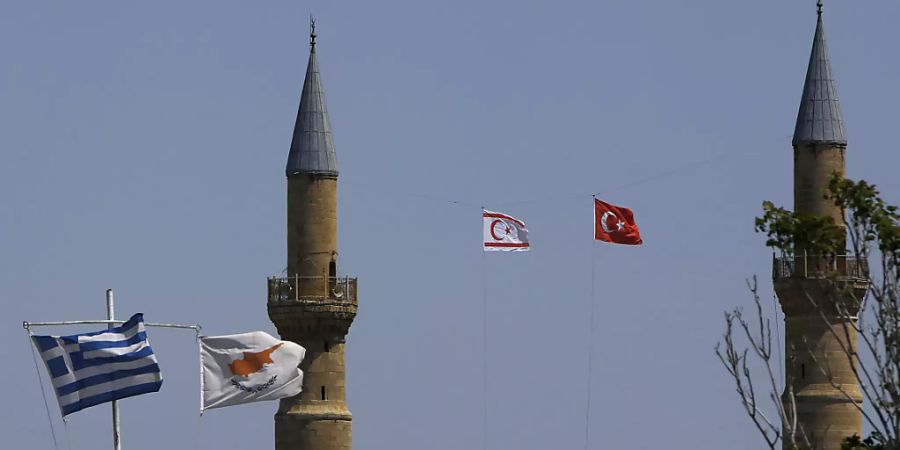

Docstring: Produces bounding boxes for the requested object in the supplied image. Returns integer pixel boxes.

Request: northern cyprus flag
[200,332,305,411]
[483,209,530,252]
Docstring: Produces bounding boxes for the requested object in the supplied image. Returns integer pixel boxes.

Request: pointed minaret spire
[286,17,338,176]
[792,0,847,146]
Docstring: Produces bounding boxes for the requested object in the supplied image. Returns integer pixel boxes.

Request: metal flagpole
[27,320,202,329]
[199,333,205,415]
[480,206,489,450]
[107,289,122,450]
[22,289,202,450]
[584,196,597,450]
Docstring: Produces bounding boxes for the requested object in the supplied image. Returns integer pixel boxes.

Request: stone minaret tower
[268,20,357,450]
[773,3,867,449]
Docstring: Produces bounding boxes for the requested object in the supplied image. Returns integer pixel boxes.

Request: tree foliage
[754,201,844,256]
[720,176,900,450]
[841,433,885,450]
[828,177,900,266]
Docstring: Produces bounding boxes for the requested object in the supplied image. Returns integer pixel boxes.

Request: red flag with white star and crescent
[594,198,642,245]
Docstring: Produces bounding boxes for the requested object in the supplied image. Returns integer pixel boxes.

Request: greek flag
[31,313,163,416]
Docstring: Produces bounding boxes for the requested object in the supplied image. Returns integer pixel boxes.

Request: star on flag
[594,198,643,245]
[483,209,530,252]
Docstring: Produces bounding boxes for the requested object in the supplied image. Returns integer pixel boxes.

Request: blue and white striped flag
[31,313,163,416]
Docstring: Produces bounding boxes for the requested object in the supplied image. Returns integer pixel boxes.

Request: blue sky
[2,1,899,449]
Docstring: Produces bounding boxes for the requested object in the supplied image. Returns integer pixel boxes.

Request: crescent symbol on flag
[600,211,617,233]
[490,219,506,241]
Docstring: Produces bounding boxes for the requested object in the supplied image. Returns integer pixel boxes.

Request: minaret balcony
[267,276,358,306]
[772,253,869,316]
[772,253,868,281]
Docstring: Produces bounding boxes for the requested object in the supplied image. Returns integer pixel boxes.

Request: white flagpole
[23,290,201,449]
[107,289,122,450]
[199,333,205,415]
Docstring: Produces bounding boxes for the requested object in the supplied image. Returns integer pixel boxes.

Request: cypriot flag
[483,209,530,252]
[200,331,305,411]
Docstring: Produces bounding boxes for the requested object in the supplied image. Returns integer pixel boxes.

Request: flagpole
[23,291,201,448]
[584,196,597,450]
[107,289,122,450]
[480,206,488,450]
[198,331,205,415]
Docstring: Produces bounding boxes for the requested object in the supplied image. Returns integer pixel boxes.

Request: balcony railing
[772,253,868,281]
[267,276,357,304]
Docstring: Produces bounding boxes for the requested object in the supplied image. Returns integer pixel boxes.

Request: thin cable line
[773,293,784,383]
[63,417,72,450]
[493,192,589,208]
[26,330,60,450]
[584,196,597,450]
[345,139,782,211]
[508,143,777,206]
[196,398,204,450]
[342,180,481,208]
[592,150,742,198]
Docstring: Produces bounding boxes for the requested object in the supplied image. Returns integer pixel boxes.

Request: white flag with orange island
[200,331,305,411]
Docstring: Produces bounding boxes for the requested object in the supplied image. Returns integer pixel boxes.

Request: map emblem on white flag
[200,331,305,411]
[483,209,530,252]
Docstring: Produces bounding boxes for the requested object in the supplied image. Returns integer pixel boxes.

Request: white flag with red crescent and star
[483,209,530,252]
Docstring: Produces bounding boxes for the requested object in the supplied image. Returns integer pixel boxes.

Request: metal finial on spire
[287,15,337,176]
[792,0,846,146]
[817,0,823,16]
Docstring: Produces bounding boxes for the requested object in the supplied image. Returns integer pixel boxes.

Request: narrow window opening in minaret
[324,341,330,352]
[321,386,326,400]
[801,363,806,380]
[329,260,336,278]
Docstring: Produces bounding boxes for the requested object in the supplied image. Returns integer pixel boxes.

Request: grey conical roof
[286,45,338,176]
[792,10,847,146]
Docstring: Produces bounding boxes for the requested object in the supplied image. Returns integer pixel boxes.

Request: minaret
[268,19,356,450]
[773,3,867,449]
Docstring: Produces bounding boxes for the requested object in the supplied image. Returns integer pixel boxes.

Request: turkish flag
[594,198,642,245]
